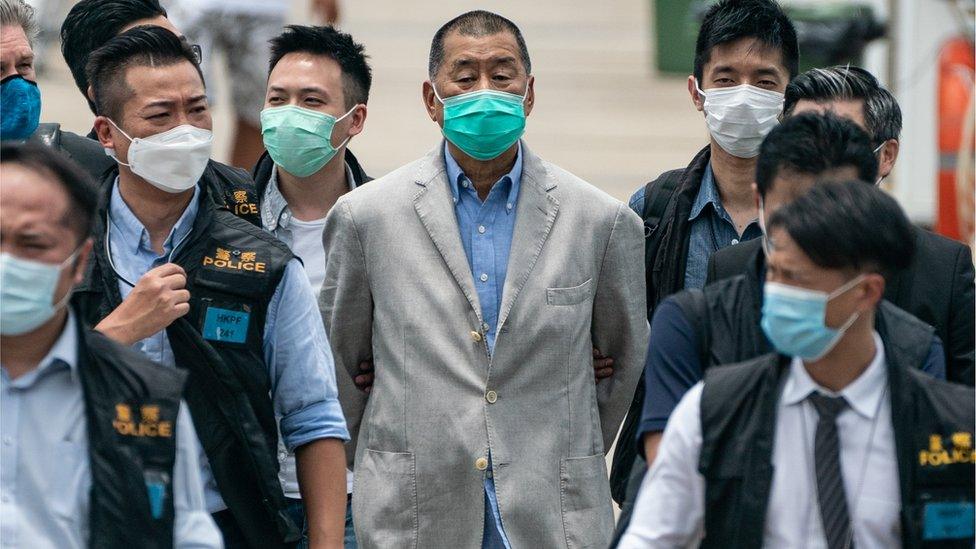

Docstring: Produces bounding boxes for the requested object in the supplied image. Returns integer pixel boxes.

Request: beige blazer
[319,142,648,548]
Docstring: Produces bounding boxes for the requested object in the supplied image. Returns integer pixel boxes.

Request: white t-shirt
[289,216,329,294]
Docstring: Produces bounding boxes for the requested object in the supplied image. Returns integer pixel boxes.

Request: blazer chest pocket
[547,279,592,306]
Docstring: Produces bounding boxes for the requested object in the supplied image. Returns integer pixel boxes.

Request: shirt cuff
[280,399,351,452]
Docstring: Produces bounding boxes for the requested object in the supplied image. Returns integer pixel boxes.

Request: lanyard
[798,383,888,549]
[103,212,193,289]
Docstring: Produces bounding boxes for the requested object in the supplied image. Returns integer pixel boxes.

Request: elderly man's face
[0,24,34,81]
[423,30,535,127]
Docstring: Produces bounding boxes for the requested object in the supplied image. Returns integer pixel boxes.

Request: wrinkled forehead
[0,24,32,56]
[0,164,72,232]
[440,30,526,74]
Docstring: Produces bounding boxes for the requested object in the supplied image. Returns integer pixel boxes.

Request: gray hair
[0,0,39,47]
[428,10,531,80]
[784,65,902,146]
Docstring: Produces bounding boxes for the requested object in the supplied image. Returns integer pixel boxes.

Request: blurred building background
[29,0,976,245]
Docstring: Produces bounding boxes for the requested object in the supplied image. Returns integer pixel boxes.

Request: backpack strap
[641,169,682,235]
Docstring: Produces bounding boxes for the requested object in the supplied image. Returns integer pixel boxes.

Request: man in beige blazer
[319,10,648,549]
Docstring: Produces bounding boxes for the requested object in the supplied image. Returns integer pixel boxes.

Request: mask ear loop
[105,118,135,167]
[51,245,85,311]
[759,197,771,257]
[332,105,360,150]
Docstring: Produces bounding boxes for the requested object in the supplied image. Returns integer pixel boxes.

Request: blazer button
[485,390,498,404]
[471,331,483,342]
[475,457,489,471]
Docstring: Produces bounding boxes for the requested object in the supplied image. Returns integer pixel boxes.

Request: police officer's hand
[94,263,190,346]
[594,348,614,382]
[354,360,374,393]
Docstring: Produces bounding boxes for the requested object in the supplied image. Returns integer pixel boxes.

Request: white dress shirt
[620,332,901,549]
[0,312,222,548]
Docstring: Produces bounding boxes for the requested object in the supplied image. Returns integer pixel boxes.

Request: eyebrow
[269,85,330,96]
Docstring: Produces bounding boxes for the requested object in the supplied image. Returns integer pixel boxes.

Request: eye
[492,74,512,81]
[192,105,207,114]
[304,97,323,105]
[147,113,168,120]
[714,78,735,86]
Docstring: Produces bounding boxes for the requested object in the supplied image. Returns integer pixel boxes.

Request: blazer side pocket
[559,453,614,548]
[547,278,593,306]
[354,449,418,549]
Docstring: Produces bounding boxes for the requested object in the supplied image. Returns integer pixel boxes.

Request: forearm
[643,431,663,468]
[296,438,347,548]
[94,310,138,345]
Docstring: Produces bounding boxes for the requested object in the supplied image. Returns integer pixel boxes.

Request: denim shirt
[683,163,761,289]
[444,142,522,549]
[105,180,349,511]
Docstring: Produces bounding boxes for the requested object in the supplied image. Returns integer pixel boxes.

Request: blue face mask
[760,275,864,361]
[0,75,41,141]
[0,249,80,336]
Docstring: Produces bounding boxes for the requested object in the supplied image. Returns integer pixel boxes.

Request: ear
[523,75,536,117]
[72,239,94,286]
[93,116,115,149]
[752,182,761,210]
[688,75,704,112]
[858,272,886,312]
[422,80,439,123]
[86,84,96,106]
[878,139,899,179]
[346,104,367,138]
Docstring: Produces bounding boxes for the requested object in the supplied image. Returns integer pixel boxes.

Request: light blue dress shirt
[105,180,350,512]
[0,312,222,548]
[444,142,521,549]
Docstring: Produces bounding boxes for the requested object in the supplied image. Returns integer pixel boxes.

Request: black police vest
[671,272,937,371]
[74,181,299,548]
[75,310,186,548]
[697,348,975,548]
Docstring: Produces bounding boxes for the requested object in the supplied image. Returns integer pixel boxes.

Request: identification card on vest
[202,305,251,344]
[923,501,975,540]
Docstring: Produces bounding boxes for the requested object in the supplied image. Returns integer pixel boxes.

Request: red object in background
[936,37,975,241]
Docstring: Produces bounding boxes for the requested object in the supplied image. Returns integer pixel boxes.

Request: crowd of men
[0,0,973,548]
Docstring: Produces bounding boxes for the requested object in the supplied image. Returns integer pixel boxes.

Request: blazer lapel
[412,147,483,320]
[497,144,559,331]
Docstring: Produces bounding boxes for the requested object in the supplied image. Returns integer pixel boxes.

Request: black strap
[641,170,682,236]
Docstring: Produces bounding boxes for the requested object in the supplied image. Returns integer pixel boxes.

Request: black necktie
[809,392,854,549]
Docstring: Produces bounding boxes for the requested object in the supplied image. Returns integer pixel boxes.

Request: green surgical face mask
[434,85,527,161]
[260,104,355,178]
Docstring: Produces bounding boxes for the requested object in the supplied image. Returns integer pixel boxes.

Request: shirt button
[478,225,486,234]
[485,390,498,404]
[0,495,9,503]
[731,238,739,245]
[475,457,488,471]
[2,437,11,446]
[506,203,513,210]
[463,181,470,188]
[481,322,490,332]
[471,331,483,343]
[480,273,489,282]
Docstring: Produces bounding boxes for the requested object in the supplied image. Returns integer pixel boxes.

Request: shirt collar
[689,162,720,222]
[262,160,358,231]
[109,177,200,256]
[443,140,523,210]
[782,331,888,419]
[4,312,79,388]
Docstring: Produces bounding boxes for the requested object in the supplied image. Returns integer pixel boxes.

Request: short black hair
[60,0,167,114]
[756,112,878,197]
[86,25,203,122]
[268,25,372,109]
[768,179,914,278]
[784,65,902,146]
[429,10,530,79]
[0,142,98,241]
[694,0,798,82]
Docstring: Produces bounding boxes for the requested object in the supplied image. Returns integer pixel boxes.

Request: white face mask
[696,80,784,158]
[106,121,214,193]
